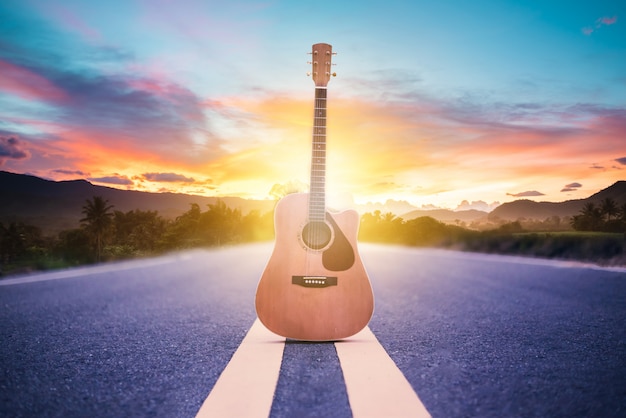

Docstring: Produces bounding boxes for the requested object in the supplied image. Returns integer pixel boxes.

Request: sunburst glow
[1,0,624,211]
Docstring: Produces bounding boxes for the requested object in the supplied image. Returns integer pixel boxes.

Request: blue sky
[1,0,624,210]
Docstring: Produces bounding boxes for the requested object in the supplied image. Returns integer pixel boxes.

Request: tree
[112,209,166,252]
[200,199,241,246]
[359,211,404,243]
[404,216,449,246]
[600,197,618,222]
[56,228,91,263]
[571,202,601,231]
[620,202,626,223]
[80,196,114,261]
[240,210,274,242]
[0,222,45,266]
[161,203,202,249]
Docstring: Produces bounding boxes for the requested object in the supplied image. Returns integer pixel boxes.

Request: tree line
[357,206,625,265]
[0,196,274,275]
[1,195,625,276]
[570,198,626,232]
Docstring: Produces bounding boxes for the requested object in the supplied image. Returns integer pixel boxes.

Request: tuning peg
[306,72,311,77]
[332,72,337,77]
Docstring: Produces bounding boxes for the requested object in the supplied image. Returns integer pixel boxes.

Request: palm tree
[600,197,618,222]
[81,196,114,261]
[572,202,603,231]
[620,202,626,222]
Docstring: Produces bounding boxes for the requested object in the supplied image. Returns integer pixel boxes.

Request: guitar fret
[309,87,328,222]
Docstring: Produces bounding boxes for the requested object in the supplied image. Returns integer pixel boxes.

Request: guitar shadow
[285,339,339,345]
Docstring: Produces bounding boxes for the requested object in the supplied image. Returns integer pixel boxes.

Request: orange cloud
[189,92,626,205]
[5,81,624,208]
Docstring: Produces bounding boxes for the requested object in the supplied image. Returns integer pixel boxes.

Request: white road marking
[195,319,285,418]
[335,326,431,418]
[197,320,430,417]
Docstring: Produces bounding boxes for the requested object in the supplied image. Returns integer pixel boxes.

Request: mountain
[400,208,488,223]
[363,181,626,224]
[0,171,275,234]
[488,181,626,221]
[3,171,625,233]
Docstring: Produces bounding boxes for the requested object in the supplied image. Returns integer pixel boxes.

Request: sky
[1,0,625,212]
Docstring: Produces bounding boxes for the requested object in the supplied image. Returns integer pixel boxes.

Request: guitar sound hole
[302,221,332,250]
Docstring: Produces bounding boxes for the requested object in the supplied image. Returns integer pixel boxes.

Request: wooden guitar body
[255,192,374,341]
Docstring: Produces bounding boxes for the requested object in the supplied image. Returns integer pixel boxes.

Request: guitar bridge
[292,275,337,288]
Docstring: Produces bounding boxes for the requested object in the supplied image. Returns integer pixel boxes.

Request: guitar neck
[309,87,327,222]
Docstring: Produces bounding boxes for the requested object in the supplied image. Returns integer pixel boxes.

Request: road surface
[1,243,625,417]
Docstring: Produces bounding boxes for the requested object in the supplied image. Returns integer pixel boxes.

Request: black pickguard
[322,213,355,271]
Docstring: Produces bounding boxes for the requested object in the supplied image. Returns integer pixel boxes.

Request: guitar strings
[306,87,328,252]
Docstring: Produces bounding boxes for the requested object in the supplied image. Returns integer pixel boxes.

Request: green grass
[465,231,625,266]
[514,231,624,238]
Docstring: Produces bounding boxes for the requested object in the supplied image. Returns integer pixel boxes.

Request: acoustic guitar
[255,43,374,341]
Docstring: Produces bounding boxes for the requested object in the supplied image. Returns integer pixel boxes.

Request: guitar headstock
[309,43,336,87]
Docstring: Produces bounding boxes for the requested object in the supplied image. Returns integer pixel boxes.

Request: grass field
[460,230,625,266]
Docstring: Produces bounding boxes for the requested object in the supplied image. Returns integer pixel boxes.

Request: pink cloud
[582,16,618,35]
[582,27,594,36]
[599,16,617,26]
[0,60,68,102]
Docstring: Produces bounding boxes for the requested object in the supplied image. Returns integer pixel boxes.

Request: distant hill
[3,171,625,233]
[0,171,275,234]
[489,181,626,221]
[400,208,488,223]
[370,181,626,224]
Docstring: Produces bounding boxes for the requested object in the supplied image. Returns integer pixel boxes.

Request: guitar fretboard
[309,87,327,222]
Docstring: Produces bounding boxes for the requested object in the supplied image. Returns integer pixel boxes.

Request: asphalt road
[364,246,626,418]
[1,243,625,417]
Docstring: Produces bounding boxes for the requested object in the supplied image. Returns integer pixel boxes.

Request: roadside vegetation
[357,197,626,266]
[0,196,273,276]
[1,196,625,277]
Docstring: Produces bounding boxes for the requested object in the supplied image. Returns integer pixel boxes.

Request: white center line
[195,318,285,418]
[335,326,432,418]
[196,321,430,417]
